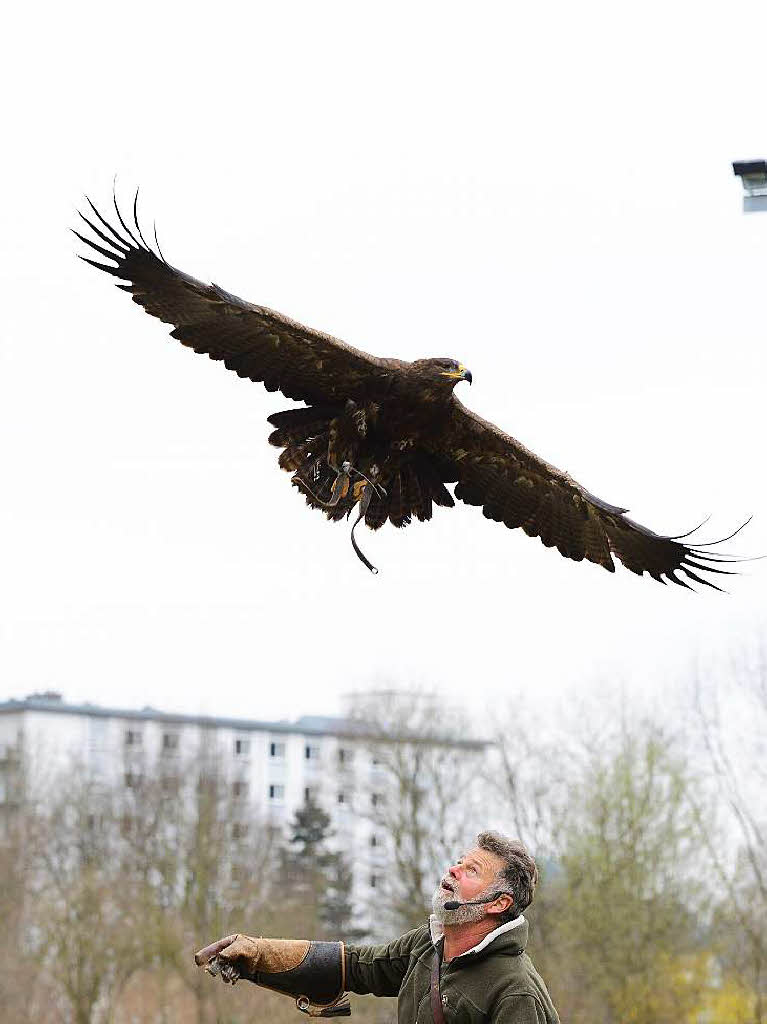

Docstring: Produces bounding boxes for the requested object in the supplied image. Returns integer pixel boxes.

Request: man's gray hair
[477,831,539,923]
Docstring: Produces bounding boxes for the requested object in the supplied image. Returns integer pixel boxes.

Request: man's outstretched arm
[194,934,350,1017]
[343,927,426,997]
[194,928,424,1016]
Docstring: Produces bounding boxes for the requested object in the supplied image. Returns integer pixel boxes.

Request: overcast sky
[2,2,766,724]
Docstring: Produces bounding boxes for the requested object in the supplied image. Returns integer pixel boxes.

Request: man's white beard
[431,877,489,926]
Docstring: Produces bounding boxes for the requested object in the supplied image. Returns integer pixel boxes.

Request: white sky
[2,1,766,723]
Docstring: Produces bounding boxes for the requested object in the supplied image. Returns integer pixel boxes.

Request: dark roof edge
[733,160,767,176]
[0,698,489,748]
[0,698,345,736]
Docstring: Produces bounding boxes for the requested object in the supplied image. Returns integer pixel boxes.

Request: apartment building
[0,691,489,927]
[0,690,386,818]
[0,693,419,904]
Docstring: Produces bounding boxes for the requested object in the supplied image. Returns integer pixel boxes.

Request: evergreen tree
[320,852,366,940]
[289,799,333,859]
[281,798,363,939]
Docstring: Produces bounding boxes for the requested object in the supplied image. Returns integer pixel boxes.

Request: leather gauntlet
[195,934,350,1017]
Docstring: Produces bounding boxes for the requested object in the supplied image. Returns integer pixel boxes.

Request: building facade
[1,692,489,924]
[0,690,386,836]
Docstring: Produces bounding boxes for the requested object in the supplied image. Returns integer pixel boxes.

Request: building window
[269,784,285,801]
[305,744,320,761]
[162,733,179,754]
[232,780,248,799]
[370,834,378,847]
[371,792,385,807]
[338,747,354,765]
[232,822,249,839]
[370,874,380,889]
[125,729,142,747]
[269,741,285,758]
[124,772,142,789]
[337,791,346,805]
[234,738,250,757]
[304,786,316,803]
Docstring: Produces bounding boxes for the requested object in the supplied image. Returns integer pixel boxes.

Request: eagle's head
[412,358,473,394]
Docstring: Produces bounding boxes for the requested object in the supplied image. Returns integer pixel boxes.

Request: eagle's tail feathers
[431,480,455,508]
[365,489,390,530]
[388,474,411,528]
[404,466,428,522]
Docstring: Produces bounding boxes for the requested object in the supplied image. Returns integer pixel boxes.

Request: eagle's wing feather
[75,196,397,405]
[441,397,739,590]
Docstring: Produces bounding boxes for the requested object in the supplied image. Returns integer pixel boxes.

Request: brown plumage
[74,192,747,587]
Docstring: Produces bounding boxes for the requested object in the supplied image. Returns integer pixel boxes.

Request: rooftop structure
[732,159,767,212]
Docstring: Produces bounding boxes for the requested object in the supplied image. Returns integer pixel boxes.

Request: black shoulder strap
[431,949,447,1024]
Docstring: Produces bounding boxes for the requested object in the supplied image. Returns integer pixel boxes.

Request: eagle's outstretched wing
[75,193,748,587]
[441,397,744,591]
[74,195,397,405]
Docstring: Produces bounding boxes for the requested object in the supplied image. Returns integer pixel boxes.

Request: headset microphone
[443,891,504,911]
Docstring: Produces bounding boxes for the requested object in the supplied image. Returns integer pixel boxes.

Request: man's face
[431,846,509,925]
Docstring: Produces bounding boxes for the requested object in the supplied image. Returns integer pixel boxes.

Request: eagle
[74,193,744,588]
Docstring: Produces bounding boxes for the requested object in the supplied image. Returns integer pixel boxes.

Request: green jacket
[345,917,559,1024]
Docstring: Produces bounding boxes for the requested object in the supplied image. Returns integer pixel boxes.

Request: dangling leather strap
[430,950,447,1024]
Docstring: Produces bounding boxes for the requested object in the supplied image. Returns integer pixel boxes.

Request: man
[195,830,559,1022]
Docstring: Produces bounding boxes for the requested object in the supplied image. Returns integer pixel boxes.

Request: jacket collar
[428,913,527,959]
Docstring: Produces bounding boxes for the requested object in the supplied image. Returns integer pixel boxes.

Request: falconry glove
[194,933,350,1017]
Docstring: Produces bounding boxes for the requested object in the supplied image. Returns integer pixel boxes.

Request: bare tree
[345,690,488,934]
[23,768,157,1024]
[488,697,576,968]
[0,738,283,1024]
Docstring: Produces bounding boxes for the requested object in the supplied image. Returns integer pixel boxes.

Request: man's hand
[194,933,264,985]
[195,935,348,1013]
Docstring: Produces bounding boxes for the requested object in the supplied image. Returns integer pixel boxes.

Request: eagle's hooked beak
[441,364,472,384]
